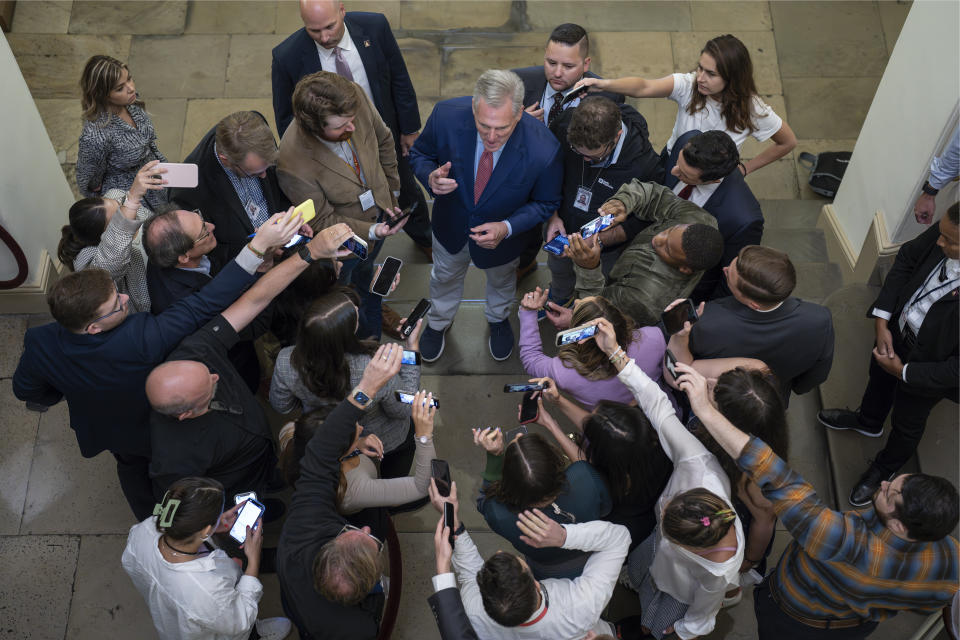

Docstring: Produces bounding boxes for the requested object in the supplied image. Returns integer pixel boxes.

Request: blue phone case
[542,235,570,255]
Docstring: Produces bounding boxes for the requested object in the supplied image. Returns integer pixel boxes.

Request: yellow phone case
[293,199,315,224]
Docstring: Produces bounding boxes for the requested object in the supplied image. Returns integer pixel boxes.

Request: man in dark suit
[819,205,959,506]
[408,69,562,362]
[429,508,479,640]
[170,111,291,271]
[11,219,300,519]
[271,0,431,256]
[664,129,764,301]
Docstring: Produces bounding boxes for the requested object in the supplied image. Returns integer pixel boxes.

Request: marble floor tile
[441,44,544,97]
[591,32,673,82]
[386,260,549,305]
[400,1,512,30]
[0,313,27,376]
[397,38,441,100]
[6,34,132,99]
[147,98,188,163]
[783,76,881,140]
[690,1,772,32]
[671,30,781,96]
[20,401,136,535]
[65,535,158,640]
[744,157,800,200]
[0,381,40,536]
[34,98,82,164]
[128,35,230,99]
[792,138,859,200]
[641,98,681,153]
[10,0,73,34]
[877,0,913,55]
[761,228,828,264]
[68,1,187,35]
[180,97,276,160]
[0,535,79,639]
[771,1,887,77]
[525,1,691,32]
[225,34,289,99]
[759,198,826,229]
[185,0,278,34]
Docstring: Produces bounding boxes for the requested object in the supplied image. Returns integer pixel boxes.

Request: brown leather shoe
[381,303,404,340]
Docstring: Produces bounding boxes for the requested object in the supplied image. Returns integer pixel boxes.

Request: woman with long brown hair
[578,34,796,176]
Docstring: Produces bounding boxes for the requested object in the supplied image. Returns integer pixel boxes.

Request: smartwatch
[298,244,315,264]
[351,387,373,409]
[921,181,940,196]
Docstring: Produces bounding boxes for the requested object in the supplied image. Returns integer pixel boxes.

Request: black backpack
[798,151,852,198]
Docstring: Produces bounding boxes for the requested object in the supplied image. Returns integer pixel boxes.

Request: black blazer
[512,66,625,113]
[271,12,420,139]
[427,588,479,640]
[664,129,764,301]
[869,223,959,398]
[170,115,290,271]
[146,262,211,315]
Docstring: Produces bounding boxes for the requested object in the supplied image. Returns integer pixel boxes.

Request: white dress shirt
[316,26,374,102]
[121,517,263,640]
[617,360,744,640]
[450,519,630,639]
[541,83,582,128]
[671,178,721,207]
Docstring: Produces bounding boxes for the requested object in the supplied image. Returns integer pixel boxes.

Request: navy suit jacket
[408,97,562,268]
[427,588,479,640]
[271,12,420,139]
[512,66,625,113]
[664,129,764,300]
[146,262,211,315]
[12,261,255,458]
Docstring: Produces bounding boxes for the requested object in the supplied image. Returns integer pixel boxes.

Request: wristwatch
[417,434,432,445]
[921,181,940,196]
[298,244,315,264]
[351,387,372,409]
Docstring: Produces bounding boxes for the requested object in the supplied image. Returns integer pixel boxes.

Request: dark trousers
[339,235,385,340]
[114,452,156,521]
[396,153,431,248]
[857,331,944,476]
[379,419,415,480]
[754,578,879,640]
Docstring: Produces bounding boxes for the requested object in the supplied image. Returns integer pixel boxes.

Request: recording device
[395,391,439,408]
[664,349,679,380]
[579,214,614,239]
[561,85,589,107]
[660,299,699,335]
[228,498,265,544]
[399,299,431,339]
[431,459,451,497]
[233,491,257,505]
[385,203,416,228]
[443,501,456,548]
[503,424,528,444]
[542,235,570,256]
[555,322,599,346]
[370,256,402,296]
[341,234,368,260]
[153,162,198,188]
[283,234,310,249]
[519,391,540,425]
[401,350,421,365]
[503,383,545,393]
[291,198,316,225]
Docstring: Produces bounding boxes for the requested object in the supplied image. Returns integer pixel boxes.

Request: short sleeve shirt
[665,72,782,153]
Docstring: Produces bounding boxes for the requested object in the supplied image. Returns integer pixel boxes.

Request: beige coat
[277,85,400,237]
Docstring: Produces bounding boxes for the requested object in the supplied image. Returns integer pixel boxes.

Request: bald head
[300,0,345,49]
[146,360,219,420]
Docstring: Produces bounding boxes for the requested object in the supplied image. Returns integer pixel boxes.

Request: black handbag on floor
[798,151,852,198]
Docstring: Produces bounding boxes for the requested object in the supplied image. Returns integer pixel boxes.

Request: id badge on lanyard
[574,186,593,211]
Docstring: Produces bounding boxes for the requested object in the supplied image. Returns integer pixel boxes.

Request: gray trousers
[546,245,624,301]
[427,233,519,329]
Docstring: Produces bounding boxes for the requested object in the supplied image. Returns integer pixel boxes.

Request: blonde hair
[79,55,143,122]
[215,111,279,166]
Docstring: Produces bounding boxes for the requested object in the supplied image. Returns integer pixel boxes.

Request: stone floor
[2,1,947,639]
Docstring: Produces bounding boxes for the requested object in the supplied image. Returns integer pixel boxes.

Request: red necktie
[677,184,694,200]
[474,150,492,204]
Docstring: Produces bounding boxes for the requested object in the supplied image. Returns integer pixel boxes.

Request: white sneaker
[255,617,292,640]
[722,587,743,608]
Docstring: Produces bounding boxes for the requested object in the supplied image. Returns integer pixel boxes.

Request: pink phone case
[155,162,198,188]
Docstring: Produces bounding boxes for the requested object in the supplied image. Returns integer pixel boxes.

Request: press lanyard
[518,584,549,626]
[341,139,365,184]
[906,259,956,310]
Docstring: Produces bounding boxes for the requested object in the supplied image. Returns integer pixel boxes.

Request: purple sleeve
[518,308,553,378]
[627,327,667,381]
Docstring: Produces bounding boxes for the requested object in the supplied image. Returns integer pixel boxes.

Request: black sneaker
[488,319,514,361]
[818,408,884,438]
[420,325,446,363]
[849,465,895,507]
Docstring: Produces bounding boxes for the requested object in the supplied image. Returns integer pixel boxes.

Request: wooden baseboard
[0,250,61,313]
[818,205,898,285]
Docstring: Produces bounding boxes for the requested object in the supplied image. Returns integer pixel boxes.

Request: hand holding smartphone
[518,391,540,424]
[396,390,438,408]
[341,234,369,260]
[153,162,198,188]
[664,349,679,380]
[370,256,402,296]
[228,498,265,544]
[555,322,599,346]
[431,459,451,497]
[443,501,456,548]
[400,299,431,339]
[503,382,545,393]
[660,299,699,335]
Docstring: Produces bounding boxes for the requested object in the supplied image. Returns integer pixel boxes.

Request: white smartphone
[154,162,198,188]
[342,234,369,260]
[228,498,265,544]
[233,491,257,505]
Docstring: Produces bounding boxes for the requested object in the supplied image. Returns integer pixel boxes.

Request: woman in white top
[593,318,743,640]
[121,477,291,640]
[579,34,796,177]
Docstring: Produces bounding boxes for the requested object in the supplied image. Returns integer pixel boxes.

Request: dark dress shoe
[818,408,883,438]
[849,466,895,507]
[262,497,287,523]
[381,304,404,340]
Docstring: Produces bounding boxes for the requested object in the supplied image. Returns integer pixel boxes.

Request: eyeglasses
[337,524,384,553]
[85,282,125,331]
[191,209,210,244]
[570,140,614,164]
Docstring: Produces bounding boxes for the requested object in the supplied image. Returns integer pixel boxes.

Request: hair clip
[153,491,181,528]
[713,508,737,523]
[700,516,711,527]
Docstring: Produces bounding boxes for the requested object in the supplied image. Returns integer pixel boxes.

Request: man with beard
[277,71,407,339]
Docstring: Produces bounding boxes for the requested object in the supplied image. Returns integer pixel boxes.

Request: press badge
[244,200,261,218]
[359,189,376,211]
[574,186,593,211]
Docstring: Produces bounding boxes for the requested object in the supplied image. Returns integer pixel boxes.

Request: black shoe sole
[818,415,884,438]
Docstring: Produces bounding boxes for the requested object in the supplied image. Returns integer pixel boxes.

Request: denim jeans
[338,234,384,339]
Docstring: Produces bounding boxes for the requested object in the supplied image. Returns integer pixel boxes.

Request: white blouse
[665,71,783,153]
[121,517,262,640]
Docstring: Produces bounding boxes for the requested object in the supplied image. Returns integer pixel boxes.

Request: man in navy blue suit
[663,129,764,301]
[271,0,432,257]
[409,70,563,362]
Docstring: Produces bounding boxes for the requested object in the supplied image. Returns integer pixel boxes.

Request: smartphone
[519,391,540,425]
[342,234,368,260]
[664,349,679,380]
[228,498,265,544]
[370,256,402,297]
[291,198,316,225]
[395,391,438,408]
[154,162,198,188]
[385,202,417,228]
[233,491,257,505]
[660,299,699,335]
[542,235,570,256]
[579,214,614,239]
[555,322,599,346]
[503,382,544,393]
[400,298,431,339]
[443,501,456,547]
[561,85,589,107]
[431,459,451,497]
[503,424,528,444]
[283,234,310,249]
[401,349,421,366]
